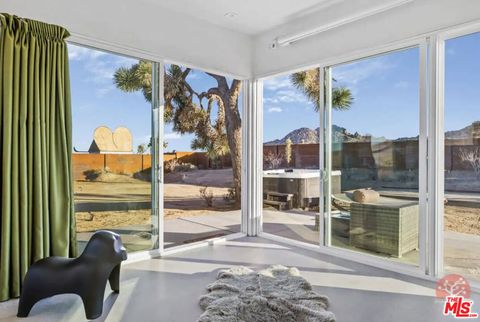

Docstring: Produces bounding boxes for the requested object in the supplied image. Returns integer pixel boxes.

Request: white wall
[3,0,480,79]
[253,0,480,77]
[0,0,252,79]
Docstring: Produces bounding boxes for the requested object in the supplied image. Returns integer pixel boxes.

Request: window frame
[257,21,480,290]
[67,37,249,260]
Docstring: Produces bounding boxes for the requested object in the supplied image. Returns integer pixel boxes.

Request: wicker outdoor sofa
[333,193,419,258]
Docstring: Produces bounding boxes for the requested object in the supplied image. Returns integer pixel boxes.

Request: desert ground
[444,204,480,234]
[74,168,479,279]
[74,169,480,235]
[74,169,238,233]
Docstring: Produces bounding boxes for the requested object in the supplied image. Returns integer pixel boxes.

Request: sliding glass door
[323,46,423,266]
[161,64,242,248]
[69,44,158,252]
[262,70,322,245]
[443,31,480,282]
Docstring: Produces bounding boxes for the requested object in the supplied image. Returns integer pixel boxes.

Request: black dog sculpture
[17,230,127,320]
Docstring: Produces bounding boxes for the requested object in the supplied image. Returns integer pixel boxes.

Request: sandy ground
[74,169,480,235]
[73,170,479,279]
[444,205,480,234]
[74,169,238,232]
[76,210,152,233]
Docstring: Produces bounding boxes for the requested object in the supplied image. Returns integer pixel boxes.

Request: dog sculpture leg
[81,283,107,320]
[109,264,121,293]
[17,283,48,317]
[17,292,38,317]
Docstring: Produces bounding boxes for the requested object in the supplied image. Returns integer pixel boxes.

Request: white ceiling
[145,0,413,35]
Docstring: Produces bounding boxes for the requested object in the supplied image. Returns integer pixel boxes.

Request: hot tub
[263,169,341,209]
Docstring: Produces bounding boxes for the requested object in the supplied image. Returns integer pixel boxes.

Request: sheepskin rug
[198,265,336,322]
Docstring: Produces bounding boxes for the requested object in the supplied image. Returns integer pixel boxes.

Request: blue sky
[69,45,152,151]
[445,32,480,131]
[70,32,479,151]
[263,47,420,141]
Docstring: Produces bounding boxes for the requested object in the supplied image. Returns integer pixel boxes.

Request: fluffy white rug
[198,265,336,322]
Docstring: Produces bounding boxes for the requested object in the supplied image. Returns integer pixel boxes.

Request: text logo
[437,274,478,319]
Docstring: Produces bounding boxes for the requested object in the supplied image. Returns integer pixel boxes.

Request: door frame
[318,40,429,276]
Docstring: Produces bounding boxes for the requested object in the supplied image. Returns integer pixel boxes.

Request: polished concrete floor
[0,236,478,322]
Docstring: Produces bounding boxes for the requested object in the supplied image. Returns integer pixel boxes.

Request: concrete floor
[77,205,480,285]
[263,208,480,282]
[1,237,478,322]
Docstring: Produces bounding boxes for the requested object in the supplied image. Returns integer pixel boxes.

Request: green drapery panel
[0,13,77,302]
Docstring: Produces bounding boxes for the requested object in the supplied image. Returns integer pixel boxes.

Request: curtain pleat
[0,13,76,302]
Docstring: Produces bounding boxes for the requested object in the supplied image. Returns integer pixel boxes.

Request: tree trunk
[225,83,242,206]
[206,75,242,206]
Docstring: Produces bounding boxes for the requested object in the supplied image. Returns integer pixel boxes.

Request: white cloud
[264,75,291,90]
[267,107,283,113]
[186,72,200,80]
[68,45,106,61]
[446,48,456,56]
[394,81,409,89]
[264,89,306,104]
[68,44,138,97]
[95,85,115,98]
[262,71,315,108]
[165,132,181,139]
[334,58,392,87]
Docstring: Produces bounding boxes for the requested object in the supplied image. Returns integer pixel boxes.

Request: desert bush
[83,169,103,181]
[459,147,480,176]
[176,162,197,172]
[264,151,284,169]
[133,168,152,182]
[165,159,197,173]
[165,158,180,173]
[223,187,236,203]
[199,186,214,207]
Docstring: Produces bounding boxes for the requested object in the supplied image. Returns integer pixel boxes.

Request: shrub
[199,186,214,207]
[165,158,180,173]
[459,147,480,176]
[165,159,197,173]
[176,162,197,172]
[83,169,103,181]
[264,151,284,169]
[223,187,236,202]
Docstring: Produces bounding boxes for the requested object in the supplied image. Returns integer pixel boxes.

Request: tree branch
[206,72,228,90]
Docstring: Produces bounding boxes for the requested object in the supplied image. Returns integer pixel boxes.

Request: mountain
[265,121,480,145]
[265,127,318,145]
[264,125,369,145]
[396,121,480,141]
[445,121,480,139]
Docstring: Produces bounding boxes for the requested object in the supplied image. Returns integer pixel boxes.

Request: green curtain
[0,13,76,302]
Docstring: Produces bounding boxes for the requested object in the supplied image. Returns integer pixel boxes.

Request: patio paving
[78,206,479,283]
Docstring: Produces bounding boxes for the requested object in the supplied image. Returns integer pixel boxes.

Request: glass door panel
[69,44,157,252]
[444,32,480,282]
[325,47,422,266]
[162,64,242,248]
[262,71,322,245]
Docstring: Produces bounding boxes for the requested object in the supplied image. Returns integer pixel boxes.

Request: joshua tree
[114,63,242,204]
[114,65,351,205]
[136,144,147,154]
[291,68,353,111]
[285,138,292,167]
